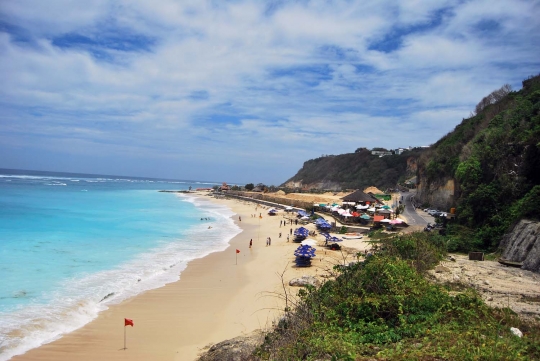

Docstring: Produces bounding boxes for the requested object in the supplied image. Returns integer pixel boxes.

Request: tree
[245,183,254,191]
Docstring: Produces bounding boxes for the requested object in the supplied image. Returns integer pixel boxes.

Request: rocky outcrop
[289,275,320,287]
[500,220,540,273]
[197,330,264,361]
[416,178,456,210]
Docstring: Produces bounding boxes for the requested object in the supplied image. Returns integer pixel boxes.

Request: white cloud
[0,0,538,184]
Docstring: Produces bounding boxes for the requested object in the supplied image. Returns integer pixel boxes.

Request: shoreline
[12,192,370,361]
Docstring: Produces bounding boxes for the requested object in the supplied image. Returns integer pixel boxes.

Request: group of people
[279,219,298,226]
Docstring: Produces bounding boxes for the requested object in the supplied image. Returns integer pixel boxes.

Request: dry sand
[12,192,370,361]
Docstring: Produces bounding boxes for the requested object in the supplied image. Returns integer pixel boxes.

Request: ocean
[0,169,241,360]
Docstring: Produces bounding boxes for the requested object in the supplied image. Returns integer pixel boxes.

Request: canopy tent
[315,218,332,231]
[360,214,371,220]
[285,206,293,211]
[297,210,310,217]
[352,212,360,217]
[367,207,376,212]
[294,244,316,267]
[380,218,392,223]
[293,227,309,242]
[327,236,343,243]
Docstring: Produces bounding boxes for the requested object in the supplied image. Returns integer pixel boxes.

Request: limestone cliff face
[500,220,540,273]
[416,176,457,211]
[282,180,341,191]
[406,156,418,174]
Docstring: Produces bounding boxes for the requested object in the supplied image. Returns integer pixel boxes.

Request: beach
[11,192,370,361]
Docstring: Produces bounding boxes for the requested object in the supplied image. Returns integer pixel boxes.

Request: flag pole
[124,324,126,350]
[236,251,237,265]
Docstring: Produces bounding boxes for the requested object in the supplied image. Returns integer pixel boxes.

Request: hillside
[282,148,424,191]
[416,74,540,251]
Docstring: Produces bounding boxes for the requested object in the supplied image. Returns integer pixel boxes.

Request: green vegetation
[255,232,540,360]
[283,148,425,191]
[419,75,540,251]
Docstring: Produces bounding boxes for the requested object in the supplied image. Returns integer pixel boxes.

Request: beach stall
[315,218,332,231]
[325,236,343,250]
[294,244,316,267]
[293,227,309,242]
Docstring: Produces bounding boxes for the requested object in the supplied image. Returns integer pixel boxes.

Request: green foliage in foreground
[255,233,540,360]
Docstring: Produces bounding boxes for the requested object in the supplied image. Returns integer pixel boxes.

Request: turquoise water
[0,169,240,360]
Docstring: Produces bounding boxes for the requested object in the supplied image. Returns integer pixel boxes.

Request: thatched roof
[341,190,380,203]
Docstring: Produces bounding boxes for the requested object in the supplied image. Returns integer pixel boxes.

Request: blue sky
[1,0,539,185]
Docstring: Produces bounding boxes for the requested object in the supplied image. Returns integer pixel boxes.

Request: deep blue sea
[0,169,241,360]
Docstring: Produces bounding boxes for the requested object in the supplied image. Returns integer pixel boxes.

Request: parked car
[433,212,444,217]
[427,209,439,215]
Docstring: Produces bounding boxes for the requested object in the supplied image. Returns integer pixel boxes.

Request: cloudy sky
[1,0,539,185]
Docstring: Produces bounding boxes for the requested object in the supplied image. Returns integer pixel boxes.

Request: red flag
[124,318,134,327]
[236,249,240,253]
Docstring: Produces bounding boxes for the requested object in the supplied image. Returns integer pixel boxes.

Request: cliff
[282,148,424,191]
[416,74,540,250]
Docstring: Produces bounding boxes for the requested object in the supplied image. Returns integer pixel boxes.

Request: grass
[252,232,540,360]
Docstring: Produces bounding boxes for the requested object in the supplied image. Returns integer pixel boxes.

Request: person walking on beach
[239,216,241,222]
[290,228,293,235]
[249,239,252,248]
[279,232,281,238]
[287,234,290,242]
[268,237,271,246]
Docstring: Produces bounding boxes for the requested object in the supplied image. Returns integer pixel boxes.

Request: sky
[1,0,539,185]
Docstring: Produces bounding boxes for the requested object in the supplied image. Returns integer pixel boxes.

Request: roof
[341,190,381,203]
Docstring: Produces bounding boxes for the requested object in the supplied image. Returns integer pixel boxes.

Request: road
[398,191,431,226]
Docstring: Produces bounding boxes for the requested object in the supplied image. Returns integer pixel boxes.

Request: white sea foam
[0,195,240,361]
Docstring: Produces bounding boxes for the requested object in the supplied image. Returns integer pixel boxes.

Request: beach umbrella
[380,218,391,223]
[356,205,369,209]
[301,239,317,246]
[360,214,371,220]
[352,212,360,217]
[301,216,310,220]
[367,207,376,212]
[328,236,343,243]
[382,205,390,209]
[390,219,404,225]
[319,203,326,207]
